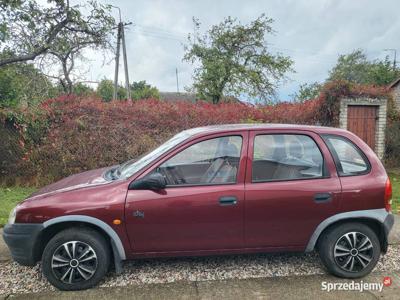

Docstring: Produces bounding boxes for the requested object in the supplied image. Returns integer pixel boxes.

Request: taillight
[384,178,392,212]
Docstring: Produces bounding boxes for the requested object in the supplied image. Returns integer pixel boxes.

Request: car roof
[183,123,348,136]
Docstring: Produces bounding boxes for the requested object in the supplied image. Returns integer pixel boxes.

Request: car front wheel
[42,227,110,290]
[318,222,381,278]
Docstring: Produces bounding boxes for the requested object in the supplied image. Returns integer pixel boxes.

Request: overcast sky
[84,0,399,101]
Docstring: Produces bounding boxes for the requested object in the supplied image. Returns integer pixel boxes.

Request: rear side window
[322,135,370,176]
[252,134,324,182]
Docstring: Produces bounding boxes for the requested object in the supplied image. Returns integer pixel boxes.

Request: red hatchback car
[3,124,394,290]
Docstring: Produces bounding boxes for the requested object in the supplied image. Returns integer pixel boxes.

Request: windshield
[118,130,193,179]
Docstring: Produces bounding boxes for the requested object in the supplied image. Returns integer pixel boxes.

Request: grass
[0,186,36,226]
[0,174,399,227]
[389,173,400,214]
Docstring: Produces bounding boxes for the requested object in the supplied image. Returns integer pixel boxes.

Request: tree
[131,81,160,100]
[1,0,116,95]
[72,83,94,97]
[97,79,160,101]
[0,62,56,108]
[328,49,400,86]
[96,79,126,102]
[184,15,293,104]
[291,82,322,102]
[97,79,114,102]
[294,49,400,102]
[0,0,116,71]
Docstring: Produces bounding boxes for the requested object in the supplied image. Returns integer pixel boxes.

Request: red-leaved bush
[8,95,321,185]
[0,80,392,186]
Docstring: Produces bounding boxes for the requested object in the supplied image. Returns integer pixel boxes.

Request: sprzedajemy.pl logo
[321,277,392,293]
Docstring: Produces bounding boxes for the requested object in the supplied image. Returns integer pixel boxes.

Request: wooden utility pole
[112,6,132,100]
[176,68,179,93]
[113,23,122,100]
[121,24,131,99]
[394,50,397,70]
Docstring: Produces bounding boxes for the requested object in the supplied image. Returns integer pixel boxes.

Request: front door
[125,132,248,254]
[244,130,342,249]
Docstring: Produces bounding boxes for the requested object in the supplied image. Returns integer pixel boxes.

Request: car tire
[318,222,381,278]
[42,227,110,291]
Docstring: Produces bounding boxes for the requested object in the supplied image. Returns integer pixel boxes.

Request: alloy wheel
[333,231,374,273]
[51,241,98,284]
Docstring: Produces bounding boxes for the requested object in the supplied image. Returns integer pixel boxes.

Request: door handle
[219,196,237,206]
[314,193,332,203]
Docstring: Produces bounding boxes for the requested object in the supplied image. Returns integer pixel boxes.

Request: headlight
[8,206,17,224]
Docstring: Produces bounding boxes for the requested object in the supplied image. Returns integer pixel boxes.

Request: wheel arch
[306,209,389,253]
[33,215,126,270]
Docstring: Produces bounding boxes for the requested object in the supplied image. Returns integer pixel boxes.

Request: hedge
[0,81,395,186]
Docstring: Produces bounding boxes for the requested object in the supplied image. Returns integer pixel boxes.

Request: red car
[3,124,394,290]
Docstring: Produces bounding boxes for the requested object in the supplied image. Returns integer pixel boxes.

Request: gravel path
[1,245,399,295]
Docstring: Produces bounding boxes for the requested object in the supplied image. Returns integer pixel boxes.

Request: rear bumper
[380,212,394,253]
[2,223,43,266]
[383,213,395,235]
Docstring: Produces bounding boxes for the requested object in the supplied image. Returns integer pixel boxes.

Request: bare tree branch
[0,0,115,71]
[0,17,71,67]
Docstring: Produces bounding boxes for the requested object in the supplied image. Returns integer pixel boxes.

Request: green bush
[0,63,57,108]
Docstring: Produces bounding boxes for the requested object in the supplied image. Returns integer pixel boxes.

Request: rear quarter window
[322,134,370,176]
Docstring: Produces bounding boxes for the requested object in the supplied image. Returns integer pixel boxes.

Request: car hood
[29,167,111,199]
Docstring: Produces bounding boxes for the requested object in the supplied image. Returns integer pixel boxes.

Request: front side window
[154,136,242,186]
[252,134,324,182]
[322,135,369,176]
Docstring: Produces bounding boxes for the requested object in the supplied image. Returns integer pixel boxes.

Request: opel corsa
[3,124,394,290]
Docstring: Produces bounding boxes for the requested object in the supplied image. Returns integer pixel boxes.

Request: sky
[81,0,400,101]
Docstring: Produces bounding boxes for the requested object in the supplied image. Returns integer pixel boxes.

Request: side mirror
[129,172,167,190]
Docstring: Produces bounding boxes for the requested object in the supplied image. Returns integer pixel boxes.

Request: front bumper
[2,223,43,266]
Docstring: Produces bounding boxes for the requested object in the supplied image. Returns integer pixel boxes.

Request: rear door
[244,129,342,249]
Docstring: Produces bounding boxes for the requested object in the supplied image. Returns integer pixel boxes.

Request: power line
[132,28,186,42]
[122,22,391,65]
[127,24,389,65]
[129,27,387,65]
[135,24,187,39]
[114,22,397,96]
[134,28,186,40]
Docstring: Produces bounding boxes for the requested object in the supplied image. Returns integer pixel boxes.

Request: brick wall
[391,84,400,111]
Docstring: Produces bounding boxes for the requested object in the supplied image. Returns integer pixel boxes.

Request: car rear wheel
[42,227,110,290]
[318,222,381,278]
